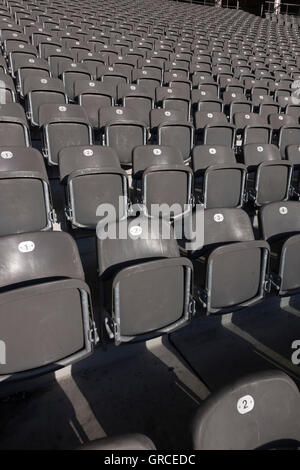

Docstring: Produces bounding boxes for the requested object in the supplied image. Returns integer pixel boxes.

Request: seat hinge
[88,321,99,345]
[290,185,300,200]
[197,288,207,308]
[104,316,116,340]
[49,208,57,224]
[64,206,73,222]
[189,297,196,316]
[26,111,32,120]
[42,147,49,160]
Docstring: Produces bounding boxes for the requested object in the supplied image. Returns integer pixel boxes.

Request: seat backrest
[59,145,121,181]
[192,145,236,171]
[97,215,179,277]
[150,108,187,128]
[39,103,89,126]
[242,143,281,166]
[193,370,300,450]
[99,106,141,128]
[133,145,184,176]
[203,208,254,250]
[259,201,300,241]
[233,112,267,128]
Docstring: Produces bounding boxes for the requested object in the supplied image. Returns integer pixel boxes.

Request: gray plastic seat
[97,215,193,343]
[132,145,192,218]
[155,86,191,121]
[192,370,300,450]
[0,72,17,103]
[39,104,93,166]
[75,80,115,129]
[59,145,128,229]
[203,123,236,148]
[242,144,292,206]
[192,145,246,209]
[24,77,67,126]
[278,125,300,158]
[179,207,269,314]
[259,201,300,296]
[99,106,147,166]
[268,114,297,131]
[0,146,54,236]
[0,103,30,147]
[15,56,50,98]
[150,109,193,162]
[118,83,154,126]
[0,231,97,382]
[60,62,92,100]
[80,433,156,450]
[233,113,272,145]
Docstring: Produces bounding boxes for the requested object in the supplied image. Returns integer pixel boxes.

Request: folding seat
[47,49,74,78]
[6,42,37,77]
[0,146,55,236]
[59,146,128,229]
[0,103,30,146]
[155,86,190,121]
[99,107,147,166]
[228,98,252,122]
[285,104,300,122]
[0,72,16,103]
[192,370,300,450]
[202,121,236,148]
[74,80,115,129]
[192,145,246,209]
[80,434,156,451]
[60,62,92,101]
[192,90,223,113]
[132,145,193,218]
[268,114,297,141]
[24,77,67,127]
[259,201,300,296]
[134,68,162,94]
[16,56,50,98]
[97,214,193,344]
[117,83,154,127]
[242,144,292,207]
[39,104,93,166]
[194,111,228,131]
[278,125,300,158]
[37,37,63,61]
[150,109,194,162]
[0,231,97,381]
[233,113,271,146]
[179,206,269,314]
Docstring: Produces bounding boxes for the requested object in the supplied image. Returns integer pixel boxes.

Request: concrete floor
[0,294,300,450]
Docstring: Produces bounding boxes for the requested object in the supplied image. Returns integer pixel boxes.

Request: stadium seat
[0,146,55,236]
[0,103,30,147]
[80,434,156,450]
[192,145,246,208]
[132,145,193,217]
[97,215,193,343]
[99,106,147,166]
[259,201,300,296]
[75,80,115,129]
[39,103,93,165]
[179,207,269,314]
[192,370,300,450]
[0,231,97,381]
[242,144,292,206]
[59,145,128,229]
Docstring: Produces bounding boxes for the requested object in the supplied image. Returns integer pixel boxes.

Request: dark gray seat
[179,207,269,314]
[24,77,67,126]
[0,146,54,236]
[242,144,292,206]
[259,201,300,296]
[39,104,93,165]
[80,434,156,450]
[118,83,154,126]
[59,145,128,229]
[192,145,246,209]
[278,125,300,158]
[0,103,30,147]
[132,145,193,218]
[75,80,115,129]
[97,215,193,343]
[99,106,147,166]
[192,370,300,450]
[60,62,92,100]
[15,56,50,98]
[0,231,97,382]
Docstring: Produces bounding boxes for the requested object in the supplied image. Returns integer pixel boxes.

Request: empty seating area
[1,0,300,451]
